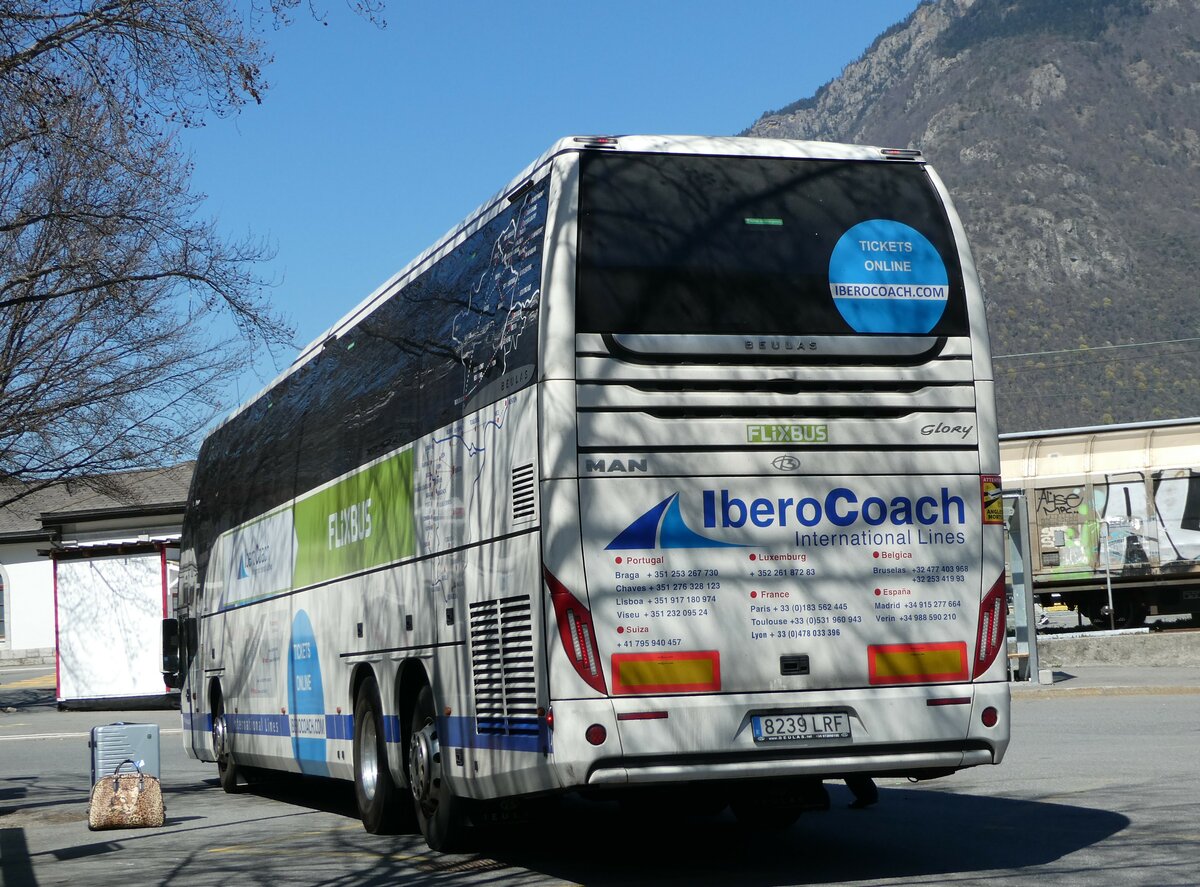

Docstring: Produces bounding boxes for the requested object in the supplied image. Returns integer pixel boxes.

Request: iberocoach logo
[236,543,272,580]
[606,493,746,551]
[607,486,970,551]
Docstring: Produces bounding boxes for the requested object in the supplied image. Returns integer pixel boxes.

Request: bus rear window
[576,152,968,337]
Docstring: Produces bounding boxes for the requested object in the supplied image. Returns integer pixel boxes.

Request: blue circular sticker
[288,609,328,776]
[828,220,949,334]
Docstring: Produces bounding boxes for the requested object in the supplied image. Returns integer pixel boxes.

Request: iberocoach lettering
[702,487,966,530]
[830,284,947,300]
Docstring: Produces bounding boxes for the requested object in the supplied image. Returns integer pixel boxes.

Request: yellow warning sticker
[981,475,1004,524]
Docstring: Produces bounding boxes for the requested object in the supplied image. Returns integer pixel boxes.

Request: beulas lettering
[744,338,819,352]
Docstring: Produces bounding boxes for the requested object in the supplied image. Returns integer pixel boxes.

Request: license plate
[752,711,851,743]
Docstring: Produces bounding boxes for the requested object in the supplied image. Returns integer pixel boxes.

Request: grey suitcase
[90,723,160,785]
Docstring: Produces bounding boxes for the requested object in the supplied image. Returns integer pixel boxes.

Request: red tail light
[973,573,1007,679]
[545,568,608,695]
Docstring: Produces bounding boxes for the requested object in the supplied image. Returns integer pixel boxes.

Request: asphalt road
[2,665,1199,886]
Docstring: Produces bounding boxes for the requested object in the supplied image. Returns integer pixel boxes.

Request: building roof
[0,463,194,540]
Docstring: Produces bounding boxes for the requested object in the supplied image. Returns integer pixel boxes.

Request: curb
[1011,683,1200,699]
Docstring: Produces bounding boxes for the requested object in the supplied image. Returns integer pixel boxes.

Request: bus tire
[212,691,240,794]
[408,684,466,851]
[353,680,407,834]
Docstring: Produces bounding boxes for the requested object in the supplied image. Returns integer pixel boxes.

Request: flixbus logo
[746,424,828,444]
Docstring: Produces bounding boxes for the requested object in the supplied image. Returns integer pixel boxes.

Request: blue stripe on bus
[182,709,549,753]
[182,711,212,733]
[440,716,549,754]
[326,713,355,741]
[230,713,291,737]
[383,714,403,745]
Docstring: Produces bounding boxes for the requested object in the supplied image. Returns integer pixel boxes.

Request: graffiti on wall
[1035,470,1200,577]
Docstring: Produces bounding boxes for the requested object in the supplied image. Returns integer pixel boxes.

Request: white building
[0,464,192,668]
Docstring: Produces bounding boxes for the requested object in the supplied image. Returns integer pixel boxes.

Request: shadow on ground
[0,687,55,710]
[0,773,1133,887]
[469,784,1129,886]
[204,776,1130,885]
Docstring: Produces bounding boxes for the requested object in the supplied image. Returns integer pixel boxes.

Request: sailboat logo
[235,543,272,580]
[606,493,744,551]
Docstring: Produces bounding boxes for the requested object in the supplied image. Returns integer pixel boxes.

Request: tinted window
[577,152,968,336]
[184,183,547,576]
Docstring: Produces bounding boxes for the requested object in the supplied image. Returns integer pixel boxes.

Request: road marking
[0,675,55,689]
[0,729,183,742]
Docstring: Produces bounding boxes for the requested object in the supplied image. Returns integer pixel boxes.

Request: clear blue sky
[182,0,922,406]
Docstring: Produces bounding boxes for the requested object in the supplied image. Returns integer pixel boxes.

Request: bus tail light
[545,568,608,695]
[973,573,1007,679]
[573,135,620,148]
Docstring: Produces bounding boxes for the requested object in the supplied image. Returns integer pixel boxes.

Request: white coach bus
[163,135,1010,850]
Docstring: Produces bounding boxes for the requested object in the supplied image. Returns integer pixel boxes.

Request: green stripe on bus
[293,448,415,586]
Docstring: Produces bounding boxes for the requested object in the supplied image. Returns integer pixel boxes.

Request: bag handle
[111,758,145,792]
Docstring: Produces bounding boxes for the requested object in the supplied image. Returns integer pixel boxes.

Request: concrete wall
[1037,630,1200,668]
[0,646,54,666]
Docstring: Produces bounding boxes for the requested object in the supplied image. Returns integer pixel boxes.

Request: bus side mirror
[162,618,182,689]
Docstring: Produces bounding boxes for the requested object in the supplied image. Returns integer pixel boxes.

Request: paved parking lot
[4,663,1200,886]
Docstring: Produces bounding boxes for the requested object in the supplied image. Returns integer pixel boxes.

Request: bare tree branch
[0,0,386,491]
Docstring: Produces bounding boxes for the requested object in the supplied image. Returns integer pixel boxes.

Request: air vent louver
[511,463,536,522]
[469,595,538,736]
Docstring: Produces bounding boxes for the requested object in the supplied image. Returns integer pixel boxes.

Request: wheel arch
[207,676,224,713]
[349,659,429,790]
[395,659,432,775]
[348,662,378,713]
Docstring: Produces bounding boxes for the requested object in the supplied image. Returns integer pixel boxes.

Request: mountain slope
[746,0,1200,433]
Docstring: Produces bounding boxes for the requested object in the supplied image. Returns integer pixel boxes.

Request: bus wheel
[212,693,240,794]
[408,684,466,851]
[353,680,407,834]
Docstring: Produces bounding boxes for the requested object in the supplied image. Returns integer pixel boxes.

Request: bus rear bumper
[587,746,996,787]
[588,744,993,787]
[550,680,1009,791]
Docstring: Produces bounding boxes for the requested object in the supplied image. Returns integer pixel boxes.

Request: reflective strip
[611,651,721,695]
[868,642,968,685]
